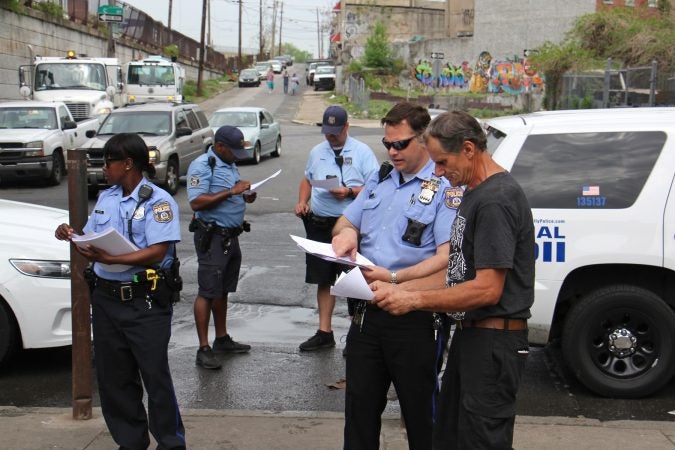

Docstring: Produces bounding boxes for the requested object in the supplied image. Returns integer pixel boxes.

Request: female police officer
[55,133,185,450]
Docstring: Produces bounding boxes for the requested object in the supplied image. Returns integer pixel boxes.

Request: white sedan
[209,107,282,164]
[0,200,72,366]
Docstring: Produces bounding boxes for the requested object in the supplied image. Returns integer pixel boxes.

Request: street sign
[98,5,123,22]
[430,52,445,60]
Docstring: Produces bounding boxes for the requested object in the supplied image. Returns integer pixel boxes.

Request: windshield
[127,64,175,86]
[241,70,258,77]
[316,67,334,74]
[98,111,172,135]
[0,107,57,129]
[209,111,257,128]
[34,63,107,91]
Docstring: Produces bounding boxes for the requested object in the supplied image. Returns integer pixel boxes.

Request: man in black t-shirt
[370,110,535,449]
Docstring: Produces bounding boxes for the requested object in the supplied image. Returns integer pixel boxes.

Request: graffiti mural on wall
[412,51,545,94]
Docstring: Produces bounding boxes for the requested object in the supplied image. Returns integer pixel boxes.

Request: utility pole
[168,0,173,32]
[271,1,278,58]
[238,0,242,69]
[207,0,212,48]
[278,1,283,56]
[197,0,207,96]
[258,0,263,59]
[316,8,320,59]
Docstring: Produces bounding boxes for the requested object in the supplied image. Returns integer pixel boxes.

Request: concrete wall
[0,8,220,101]
[341,0,595,66]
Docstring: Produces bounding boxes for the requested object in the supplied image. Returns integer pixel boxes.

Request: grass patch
[328,94,393,121]
[183,76,233,103]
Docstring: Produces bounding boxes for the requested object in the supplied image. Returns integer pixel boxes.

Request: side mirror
[176,127,192,137]
[62,121,77,130]
[86,129,97,138]
[106,85,116,97]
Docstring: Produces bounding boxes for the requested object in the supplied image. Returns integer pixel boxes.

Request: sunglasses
[381,135,416,151]
[103,158,126,168]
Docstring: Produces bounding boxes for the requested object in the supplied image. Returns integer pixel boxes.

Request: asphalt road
[1,75,674,423]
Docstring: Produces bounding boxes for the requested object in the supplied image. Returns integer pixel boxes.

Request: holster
[83,267,96,293]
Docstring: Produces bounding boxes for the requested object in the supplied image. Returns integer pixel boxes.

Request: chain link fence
[561,59,674,109]
[347,75,369,115]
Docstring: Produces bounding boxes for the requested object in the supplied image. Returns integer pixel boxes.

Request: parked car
[0,101,98,186]
[274,55,293,67]
[313,65,336,91]
[255,62,272,80]
[305,59,332,85]
[209,107,281,164]
[266,60,283,74]
[82,102,213,196]
[0,199,72,367]
[238,68,261,88]
[484,107,675,398]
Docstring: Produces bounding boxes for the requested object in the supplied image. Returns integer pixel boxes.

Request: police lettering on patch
[444,186,463,209]
[189,175,200,187]
[152,201,173,223]
[344,157,353,165]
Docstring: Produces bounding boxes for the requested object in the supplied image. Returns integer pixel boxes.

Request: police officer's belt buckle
[120,284,133,302]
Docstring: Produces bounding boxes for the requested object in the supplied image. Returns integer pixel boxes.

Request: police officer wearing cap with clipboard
[187,126,257,370]
[332,102,463,450]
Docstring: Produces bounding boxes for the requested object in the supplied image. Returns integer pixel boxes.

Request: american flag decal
[582,185,600,196]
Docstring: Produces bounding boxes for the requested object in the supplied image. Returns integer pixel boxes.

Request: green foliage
[183,76,230,103]
[328,94,393,120]
[657,0,672,16]
[363,21,393,69]
[2,0,24,13]
[468,108,521,119]
[164,44,180,60]
[33,0,65,19]
[281,43,312,63]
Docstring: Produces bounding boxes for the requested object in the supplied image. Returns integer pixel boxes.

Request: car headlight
[10,259,71,279]
[148,148,160,164]
[24,141,44,157]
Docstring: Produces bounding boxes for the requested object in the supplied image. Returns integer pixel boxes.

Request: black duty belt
[95,277,148,302]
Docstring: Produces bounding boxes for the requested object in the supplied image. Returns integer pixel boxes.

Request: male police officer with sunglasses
[295,105,378,352]
[332,102,463,450]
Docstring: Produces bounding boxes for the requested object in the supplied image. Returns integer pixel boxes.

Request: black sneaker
[213,334,251,354]
[299,330,336,351]
[196,346,222,369]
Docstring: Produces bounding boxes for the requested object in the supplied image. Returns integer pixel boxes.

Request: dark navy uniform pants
[432,327,528,450]
[344,306,439,450]
[92,287,185,450]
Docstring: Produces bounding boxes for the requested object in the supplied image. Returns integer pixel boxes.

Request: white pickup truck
[0,101,98,185]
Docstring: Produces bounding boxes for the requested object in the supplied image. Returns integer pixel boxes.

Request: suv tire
[0,301,18,367]
[47,151,64,186]
[163,158,179,195]
[562,285,675,398]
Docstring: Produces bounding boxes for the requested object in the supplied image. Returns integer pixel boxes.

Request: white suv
[484,108,675,398]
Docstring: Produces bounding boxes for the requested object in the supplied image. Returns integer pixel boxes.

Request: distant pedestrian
[290,73,299,95]
[267,68,275,93]
[282,68,289,94]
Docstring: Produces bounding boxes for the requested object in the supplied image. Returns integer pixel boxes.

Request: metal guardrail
[347,75,369,114]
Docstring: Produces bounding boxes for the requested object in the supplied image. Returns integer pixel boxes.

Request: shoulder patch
[189,175,200,187]
[444,186,463,209]
[152,201,174,223]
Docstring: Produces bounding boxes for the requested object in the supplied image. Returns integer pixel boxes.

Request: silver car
[209,107,281,164]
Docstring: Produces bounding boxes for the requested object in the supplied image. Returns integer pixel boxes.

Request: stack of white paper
[290,234,373,268]
[71,228,138,272]
[330,268,374,300]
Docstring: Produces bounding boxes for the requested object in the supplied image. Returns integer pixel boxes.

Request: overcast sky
[122,0,336,58]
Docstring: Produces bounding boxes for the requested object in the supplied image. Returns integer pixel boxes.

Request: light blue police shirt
[83,179,180,281]
[304,135,378,217]
[186,147,246,228]
[343,159,462,271]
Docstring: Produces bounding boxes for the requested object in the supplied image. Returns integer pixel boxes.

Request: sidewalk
[2,406,675,449]
[292,90,381,129]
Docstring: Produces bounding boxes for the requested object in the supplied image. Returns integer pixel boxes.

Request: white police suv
[484,107,675,398]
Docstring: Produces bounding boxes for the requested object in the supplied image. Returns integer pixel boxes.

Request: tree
[281,43,312,63]
[362,21,392,69]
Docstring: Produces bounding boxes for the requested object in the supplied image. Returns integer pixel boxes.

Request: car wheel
[253,142,261,165]
[271,137,281,157]
[238,82,243,88]
[0,301,19,368]
[314,85,319,91]
[47,151,64,186]
[163,158,179,195]
[562,284,675,398]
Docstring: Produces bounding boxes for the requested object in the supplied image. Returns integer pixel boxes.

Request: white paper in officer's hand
[310,177,340,189]
[330,268,374,301]
[290,235,373,268]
